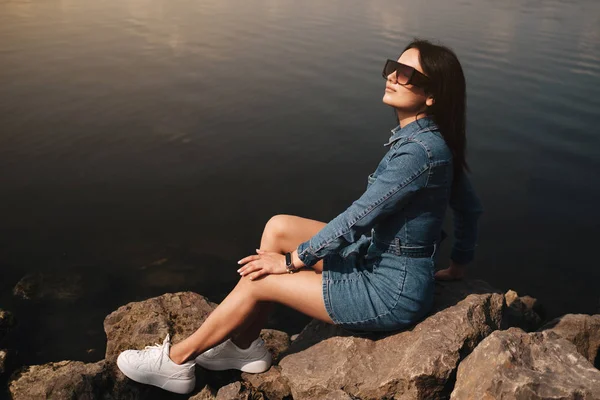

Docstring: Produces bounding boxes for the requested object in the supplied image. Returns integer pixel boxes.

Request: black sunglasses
[382,59,431,89]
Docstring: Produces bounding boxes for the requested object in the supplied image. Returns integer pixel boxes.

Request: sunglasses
[382,59,431,90]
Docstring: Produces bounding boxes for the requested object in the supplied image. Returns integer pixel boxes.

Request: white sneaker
[116,334,196,394]
[195,337,272,373]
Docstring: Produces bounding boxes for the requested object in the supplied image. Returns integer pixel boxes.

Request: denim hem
[321,269,340,325]
[334,308,398,331]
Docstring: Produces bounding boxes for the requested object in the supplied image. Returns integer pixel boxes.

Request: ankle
[169,346,190,365]
[231,337,253,350]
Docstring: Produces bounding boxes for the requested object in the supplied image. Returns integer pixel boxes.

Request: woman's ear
[426,95,435,107]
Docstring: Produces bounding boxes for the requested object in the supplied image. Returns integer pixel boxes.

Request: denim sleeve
[296,142,430,268]
[449,171,484,264]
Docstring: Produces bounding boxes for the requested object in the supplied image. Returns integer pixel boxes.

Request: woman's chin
[382,95,399,107]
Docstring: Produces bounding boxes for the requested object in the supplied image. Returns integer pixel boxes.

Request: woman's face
[382,48,433,114]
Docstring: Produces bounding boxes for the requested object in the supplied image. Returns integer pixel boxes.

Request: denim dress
[297,116,483,332]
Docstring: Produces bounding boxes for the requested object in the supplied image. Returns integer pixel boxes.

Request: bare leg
[230,302,274,349]
[169,215,331,364]
[169,268,333,364]
[230,215,327,348]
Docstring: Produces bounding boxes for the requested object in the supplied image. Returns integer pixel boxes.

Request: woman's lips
[385,85,396,92]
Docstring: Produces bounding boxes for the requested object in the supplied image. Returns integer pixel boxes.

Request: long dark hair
[397,39,469,184]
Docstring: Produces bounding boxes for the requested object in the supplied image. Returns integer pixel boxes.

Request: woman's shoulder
[396,129,453,165]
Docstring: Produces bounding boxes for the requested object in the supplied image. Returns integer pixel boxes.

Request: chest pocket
[367,173,377,189]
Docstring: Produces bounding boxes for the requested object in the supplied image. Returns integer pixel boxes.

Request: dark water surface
[1,0,599,375]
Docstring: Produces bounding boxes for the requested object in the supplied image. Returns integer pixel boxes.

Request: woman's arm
[448,170,484,265]
[295,141,430,268]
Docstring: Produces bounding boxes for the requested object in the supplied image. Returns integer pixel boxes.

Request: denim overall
[297,116,483,332]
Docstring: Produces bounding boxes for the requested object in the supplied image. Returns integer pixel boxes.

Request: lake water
[1,0,599,375]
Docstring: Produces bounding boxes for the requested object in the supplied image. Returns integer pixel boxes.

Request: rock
[215,381,262,400]
[278,282,504,399]
[188,385,218,399]
[256,329,291,365]
[8,360,108,400]
[104,292,290,398]
[103,291,218,362]
[502,289,544,331]
[0,349,7,375]
[322,390,357,400]
[8,357,191,400]
[1,309,15,378]
[12,270,107,301]
[519,294,546,319]
[0,309,15,341]
[241,366,291,400]
[451,327,600,399]
[8,280,553,399]
[538,313,600,367]
[103,360,161,400]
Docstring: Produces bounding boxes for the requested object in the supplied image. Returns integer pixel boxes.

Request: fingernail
[237,260,242,264]
[255,249,260,252]
[236,269,240,273]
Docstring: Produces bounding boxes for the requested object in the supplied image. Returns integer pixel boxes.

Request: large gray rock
[7,279,552,399]
[103,291,291,398]
[252,329,291,365]
[103,291,218,362]
[241,366,291,400]
[502,289,545,332]
[188,385,217,400]
[278,279,505,399]
[8,357,227,400]
[215,381,257,400]
[538,313,600,367]
[451,327,600,399]
[8,360,108,400]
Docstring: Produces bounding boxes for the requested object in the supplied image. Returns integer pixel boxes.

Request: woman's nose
[387,71,397,84]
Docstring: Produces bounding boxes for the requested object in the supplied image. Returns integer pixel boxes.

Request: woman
[116,39,483,394]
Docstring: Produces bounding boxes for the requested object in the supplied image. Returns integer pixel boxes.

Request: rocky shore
[2,279,599,399]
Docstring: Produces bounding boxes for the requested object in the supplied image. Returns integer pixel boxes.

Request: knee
[235,275,263,298]
[263,214,292,240]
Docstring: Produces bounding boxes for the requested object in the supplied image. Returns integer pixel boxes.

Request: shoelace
[141,341,166,370]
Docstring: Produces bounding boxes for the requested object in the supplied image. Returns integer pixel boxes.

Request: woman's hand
[237,249,288,280]
[434,260,467,281]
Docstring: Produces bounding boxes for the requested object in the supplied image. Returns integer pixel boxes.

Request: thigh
[239,269,335,325]
[263,214,327,273]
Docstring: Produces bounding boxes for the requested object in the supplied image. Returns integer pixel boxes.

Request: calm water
[1,0,599,374]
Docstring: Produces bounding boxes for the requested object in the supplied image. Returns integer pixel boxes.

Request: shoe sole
[116,353,196,394]
[195,352,272,373]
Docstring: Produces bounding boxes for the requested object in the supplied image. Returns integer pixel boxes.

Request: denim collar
[383,116,438,147]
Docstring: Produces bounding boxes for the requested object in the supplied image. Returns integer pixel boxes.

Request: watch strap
[285,252,296,273]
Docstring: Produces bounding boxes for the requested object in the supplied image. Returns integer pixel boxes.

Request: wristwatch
[285,252,298,274]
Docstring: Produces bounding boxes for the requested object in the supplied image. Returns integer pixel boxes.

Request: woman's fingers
[434,268,463,281]
[237,254,260,265]
[238,262,260,276]
[240,264,265,280]
[433,269,450,280]
[246,269,264,280]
